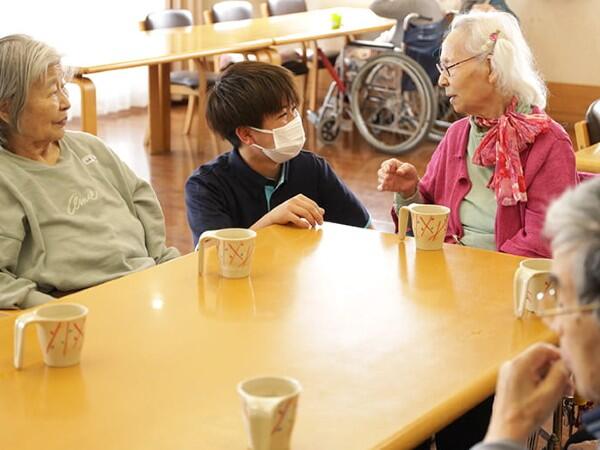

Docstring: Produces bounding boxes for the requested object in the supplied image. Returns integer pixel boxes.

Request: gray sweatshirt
[0,131,179,309]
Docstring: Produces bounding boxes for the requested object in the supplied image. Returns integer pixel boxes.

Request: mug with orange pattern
[397,204,450,250]
[197,228,256,278]
[14,302,88,369]
[238,376,301,450]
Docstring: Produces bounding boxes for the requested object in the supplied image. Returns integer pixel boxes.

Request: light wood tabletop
[64,7,394,154]
[0,223,553,450]
[576,143,600,173]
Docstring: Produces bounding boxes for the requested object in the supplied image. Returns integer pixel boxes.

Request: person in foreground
[377,11,577,257]
[185,61,370,246]
[0,35,179,309]
[472,178,600,450]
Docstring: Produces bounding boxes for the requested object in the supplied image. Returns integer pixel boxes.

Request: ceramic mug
[513,258,553,318]
[197,228,256,278]
[14,303,88,369]
[397,204,450,250]
[238,376,301,450]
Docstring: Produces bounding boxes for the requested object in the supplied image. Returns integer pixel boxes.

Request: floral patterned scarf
[472,97,551,206]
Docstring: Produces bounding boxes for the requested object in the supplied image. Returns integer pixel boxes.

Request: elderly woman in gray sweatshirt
[0,34,179,309]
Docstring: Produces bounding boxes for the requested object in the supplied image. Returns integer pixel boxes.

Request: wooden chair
[203,1,254,72]
[142,9,217,135]
[205,1,306,112]
[260,0,339,113]
[574,99,600,150]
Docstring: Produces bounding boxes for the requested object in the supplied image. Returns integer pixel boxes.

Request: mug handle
[14,311,40,369]
[397,206,411,240]
[513,270,530,318]
[196,231,219,275]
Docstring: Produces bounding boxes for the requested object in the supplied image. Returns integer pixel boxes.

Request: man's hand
[376,159,419,197]
[484,343,571,445]
[252,194,324,230]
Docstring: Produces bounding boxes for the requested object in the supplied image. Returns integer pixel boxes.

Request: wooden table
[576,143,600,173]
[65,7,394,154]
[0,223,553,449]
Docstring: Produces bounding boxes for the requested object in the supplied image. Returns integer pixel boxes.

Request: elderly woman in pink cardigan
[377,11,577,258]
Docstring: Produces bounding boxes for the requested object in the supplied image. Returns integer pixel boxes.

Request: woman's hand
[377,158,419,197]
[484,343,571,446]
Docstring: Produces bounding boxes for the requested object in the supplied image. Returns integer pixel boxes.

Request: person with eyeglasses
[377,11,578,259]
[471,178,600,450]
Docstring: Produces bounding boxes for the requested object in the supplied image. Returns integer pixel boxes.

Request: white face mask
[250,111,305,163]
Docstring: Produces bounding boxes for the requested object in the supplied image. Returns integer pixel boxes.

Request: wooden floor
[67,105,437,254]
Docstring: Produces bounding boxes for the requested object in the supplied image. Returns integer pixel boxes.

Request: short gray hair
[0,34,62,147]
[544,178,600,317]
[448,11,547,109]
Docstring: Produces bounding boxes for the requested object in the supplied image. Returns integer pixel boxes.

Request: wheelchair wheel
[350,51,437,155]
[317,113,340,144]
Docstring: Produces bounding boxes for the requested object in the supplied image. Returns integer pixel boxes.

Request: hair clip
[481,30,500,52]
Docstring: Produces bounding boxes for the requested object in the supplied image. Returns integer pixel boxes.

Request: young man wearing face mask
[185,61,370,246]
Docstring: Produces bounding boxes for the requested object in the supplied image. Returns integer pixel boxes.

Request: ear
[487,57,498,85]
[235,126,255,147]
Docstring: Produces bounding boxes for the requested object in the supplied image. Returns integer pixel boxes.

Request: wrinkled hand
[254,194,324,229]
[376,158,419,197]
[569,441,600,450]
[484,343,571,446]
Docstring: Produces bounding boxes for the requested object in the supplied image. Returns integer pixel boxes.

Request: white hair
[0,34,63,147]
[448,11,547,109]
[544,178,600,318]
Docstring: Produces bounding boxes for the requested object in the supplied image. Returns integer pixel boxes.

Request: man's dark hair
[206,61,300,147]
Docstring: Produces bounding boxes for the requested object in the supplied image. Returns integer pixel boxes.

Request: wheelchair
[309,13,458,155]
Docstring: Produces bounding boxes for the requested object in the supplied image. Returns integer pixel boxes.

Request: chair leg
[183,95,196,135]
[301,73,309,116]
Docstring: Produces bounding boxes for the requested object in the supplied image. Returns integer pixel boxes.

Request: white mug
[513,258,553,318]
[238,376,301,450]
[14,303,88,369]
[397,203,450,250]
[197,228,256,278]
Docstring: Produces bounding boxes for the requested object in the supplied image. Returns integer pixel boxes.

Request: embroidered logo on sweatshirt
[81,154,97,165]
[67,188,98,215]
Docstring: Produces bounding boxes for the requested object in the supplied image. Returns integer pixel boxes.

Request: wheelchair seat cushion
[403,19,448,85]
[170,71,217,89]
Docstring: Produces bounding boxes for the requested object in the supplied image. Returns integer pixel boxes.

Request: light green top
[459,102,531,250]
[0,131,179,309]
[458,119,497,250]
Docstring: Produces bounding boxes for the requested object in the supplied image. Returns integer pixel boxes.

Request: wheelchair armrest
[347,40,395,50]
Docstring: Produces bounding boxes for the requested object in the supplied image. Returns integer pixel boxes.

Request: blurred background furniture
[142,9,217,135]
[575,98,600,150]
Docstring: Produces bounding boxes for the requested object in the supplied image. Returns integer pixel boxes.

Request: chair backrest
[144,9,193,30]
[586,99,600,145]
[266,0,307,16]
[209,1,253,23]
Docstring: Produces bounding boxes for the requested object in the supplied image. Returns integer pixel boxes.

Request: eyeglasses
[436,51,489,78]
[532,277,600,317]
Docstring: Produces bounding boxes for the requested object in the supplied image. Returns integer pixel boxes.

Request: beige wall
[510,0,600,86]
[309,0,600,86]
